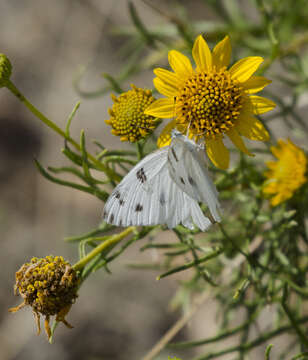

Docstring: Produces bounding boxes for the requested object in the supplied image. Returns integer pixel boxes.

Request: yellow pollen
[105,84,159,142]
[176,68,244,138]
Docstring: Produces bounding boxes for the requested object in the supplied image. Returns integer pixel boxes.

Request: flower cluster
[106,35,275,170]
[103,34,308,211]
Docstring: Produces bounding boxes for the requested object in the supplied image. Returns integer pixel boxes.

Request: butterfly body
[103,131,220,230]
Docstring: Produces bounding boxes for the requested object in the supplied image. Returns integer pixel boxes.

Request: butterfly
[103,130,221,231]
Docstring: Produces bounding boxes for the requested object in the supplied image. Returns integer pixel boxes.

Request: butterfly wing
[103,147,212,230]
[168,133,221,222]
[103,147,168,227]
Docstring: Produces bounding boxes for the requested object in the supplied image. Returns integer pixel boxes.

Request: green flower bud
[0,54,12,87]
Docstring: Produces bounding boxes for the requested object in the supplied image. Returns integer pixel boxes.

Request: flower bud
[0,54,12,87]
[105,84,159,142]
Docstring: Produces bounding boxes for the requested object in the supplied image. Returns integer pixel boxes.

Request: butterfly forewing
[168,132,221,222]
[103,148,167,227]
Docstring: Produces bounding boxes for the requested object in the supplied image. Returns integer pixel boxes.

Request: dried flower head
[9,255,79,339]
[263,139,307,206]
[105,84,159,142]
[0,54,12,87]
[145,35,276,169]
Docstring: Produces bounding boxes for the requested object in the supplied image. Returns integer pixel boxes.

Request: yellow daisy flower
[144,35,276,169]
[105,84,159,142]
[263,139,307,206]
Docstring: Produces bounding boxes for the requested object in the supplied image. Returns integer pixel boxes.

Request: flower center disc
[176,68,244,138]
[109,86,156,142]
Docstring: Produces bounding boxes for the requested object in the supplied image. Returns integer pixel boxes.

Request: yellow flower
[9,255,79,340]
[263,139,307,206]
[145,35,276,169]
[105,84,159,142]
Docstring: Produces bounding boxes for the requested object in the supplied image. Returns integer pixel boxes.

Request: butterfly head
[171,129,184,139]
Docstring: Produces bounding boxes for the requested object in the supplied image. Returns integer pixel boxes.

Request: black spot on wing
[119,219,123,227]
[119,199,125,206]
[135,203,143,212]
[180,177,185,185]
[171,147,179,162]
[114,191,121,199]
[103,210,107,219]
[110,214,114,223]
[136,168,147,183]
[159,192,166,205]
[188,176,196,186]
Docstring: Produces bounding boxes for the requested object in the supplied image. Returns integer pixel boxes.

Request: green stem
[136,141,144,161]
[265,344,274,360]
[157,246,224,280]
[291,352,308,360]
[168,317,254,349]
[194,316,308,360]
[282,287,308,347]
[73,227,135,271]
[259,31,308,74]
[6,80,120,181]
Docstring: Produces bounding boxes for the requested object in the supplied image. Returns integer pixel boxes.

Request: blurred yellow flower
[145,35,276,169]
[263,139,307,206]
[105,84,159,142]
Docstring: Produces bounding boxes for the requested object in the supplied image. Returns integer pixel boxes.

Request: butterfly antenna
[171,97,179,138]
[186,118,193,138]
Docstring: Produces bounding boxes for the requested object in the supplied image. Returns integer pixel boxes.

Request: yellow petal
[263,181,278,194]
[192,35,212,72]
[242,76,271,94]
[270,143,283,159]
[230,57,263,83]
[237,115,270,141]
[157,119,177,148]
[144,98,175,118]
[153,77,177,98]
[271,195,283,207]
[248,96,276,115]
[206,137,229,169]
[168,50,193,78]
[266,161,277,170]
[154,68,181,88]
[212,35,231,69]
[227,128,254,156]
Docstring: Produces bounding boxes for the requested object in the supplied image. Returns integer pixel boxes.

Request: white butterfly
[103,130,221,231]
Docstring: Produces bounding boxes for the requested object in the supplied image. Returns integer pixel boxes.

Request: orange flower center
[176,68,244,138]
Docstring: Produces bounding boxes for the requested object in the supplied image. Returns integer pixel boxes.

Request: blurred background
[1,1,308,360]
